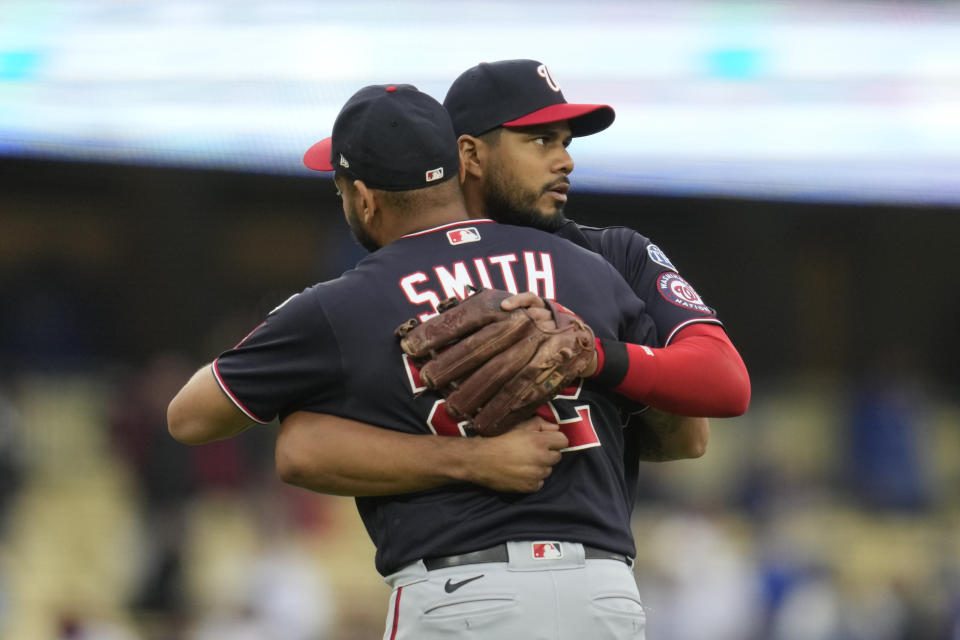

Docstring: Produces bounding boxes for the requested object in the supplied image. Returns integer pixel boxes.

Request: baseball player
[169,84,665,639]
[276,60,750,503]
[444,58,750,502]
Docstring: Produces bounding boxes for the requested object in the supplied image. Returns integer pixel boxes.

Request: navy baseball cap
[443,59,615,138]
[303,84,459,191]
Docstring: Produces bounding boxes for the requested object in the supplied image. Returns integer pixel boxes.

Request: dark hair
[377,178,462,215]
[335,169,462,216]
[478,128,503,146]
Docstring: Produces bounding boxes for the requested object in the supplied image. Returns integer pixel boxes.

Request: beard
[345,205,381,253]
[482,166,569,232]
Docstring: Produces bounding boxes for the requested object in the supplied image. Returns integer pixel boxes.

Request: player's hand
[466,416,568,493]
[397,289,596,436]
[500,292,554,329]
[502,292,599,377]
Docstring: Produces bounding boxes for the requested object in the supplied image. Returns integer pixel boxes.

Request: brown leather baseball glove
[395,288,595,436]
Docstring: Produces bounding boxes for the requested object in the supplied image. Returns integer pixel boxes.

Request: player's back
[216,218,655,575]
[322,219,651,420]
[345,219,651,336]
[313,219,653,573]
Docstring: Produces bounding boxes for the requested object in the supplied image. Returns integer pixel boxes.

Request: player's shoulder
[266,271,361,320]
[507,222,627,268]
[558,221,681,274]
[262,282,325,323]
[566,222,651,252]
[479,221,597,253]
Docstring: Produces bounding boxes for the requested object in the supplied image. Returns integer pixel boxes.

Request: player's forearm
[593,323,751,417]
[167,364,255,445]
[631,410,709,461]
[276,412,479,496]
[276,413,566,496]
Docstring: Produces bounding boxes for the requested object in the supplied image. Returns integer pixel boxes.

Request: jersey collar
[400,219,495,239]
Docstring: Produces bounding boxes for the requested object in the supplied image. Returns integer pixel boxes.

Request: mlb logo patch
[447,227,481,245]
[425,167,444,182]
[532,542,563,559]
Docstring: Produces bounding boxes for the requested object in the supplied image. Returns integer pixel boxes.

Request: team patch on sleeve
[647,244,676,271]
[657,272,712,314]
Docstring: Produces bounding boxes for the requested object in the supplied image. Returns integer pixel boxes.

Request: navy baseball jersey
[214,219,656,575]
[554,221,722,345]
[555,220,723,506]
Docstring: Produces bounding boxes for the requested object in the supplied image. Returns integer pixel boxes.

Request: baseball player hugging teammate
[168,62,751,640]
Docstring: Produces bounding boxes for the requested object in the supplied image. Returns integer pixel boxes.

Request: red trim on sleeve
[389,586,403,640]
[612,323,750,417]
[664,317,723,346]
[210,360,271,424]
[235,320,266,348]
[593,337,606,375]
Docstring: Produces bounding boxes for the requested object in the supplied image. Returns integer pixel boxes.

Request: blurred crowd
[0,161,958,638]
[0,347,958,640]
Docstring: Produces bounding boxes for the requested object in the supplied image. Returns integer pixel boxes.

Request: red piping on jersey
[235,320,266,348]
[210,360,271,424]
[401,219,496,238]
[596,323,750,417]
[389,586,403,640]
[664,317,723,346]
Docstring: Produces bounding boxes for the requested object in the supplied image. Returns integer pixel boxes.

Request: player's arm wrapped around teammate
[395,288,596,437]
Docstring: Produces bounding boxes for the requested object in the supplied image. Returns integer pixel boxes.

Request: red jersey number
[405,355,599,451]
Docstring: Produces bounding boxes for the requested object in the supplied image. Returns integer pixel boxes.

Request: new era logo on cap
[425,167,444,182]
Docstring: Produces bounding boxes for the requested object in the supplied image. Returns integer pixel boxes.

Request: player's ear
[458,135,484,181]
[353,179,378,223]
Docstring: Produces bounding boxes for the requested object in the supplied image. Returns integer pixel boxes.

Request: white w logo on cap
[537,64,561,92]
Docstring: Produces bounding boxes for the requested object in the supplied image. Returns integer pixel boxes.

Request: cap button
[385,85,397,93]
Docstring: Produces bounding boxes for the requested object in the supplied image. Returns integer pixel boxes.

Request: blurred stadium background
[1,1,959,638]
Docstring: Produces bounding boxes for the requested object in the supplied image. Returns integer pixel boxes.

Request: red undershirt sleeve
[591,323,750,417]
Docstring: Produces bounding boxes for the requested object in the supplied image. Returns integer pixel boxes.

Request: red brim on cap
[503,103,615,137]
[303,137,334,171]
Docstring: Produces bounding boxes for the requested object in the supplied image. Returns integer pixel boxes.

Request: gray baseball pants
[382,541,646,639]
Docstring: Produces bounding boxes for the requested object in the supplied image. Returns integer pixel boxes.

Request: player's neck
[461,179,487,220]
[386,201,472,243]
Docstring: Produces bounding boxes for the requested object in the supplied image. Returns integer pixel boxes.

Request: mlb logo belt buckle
[531,541,563,559]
